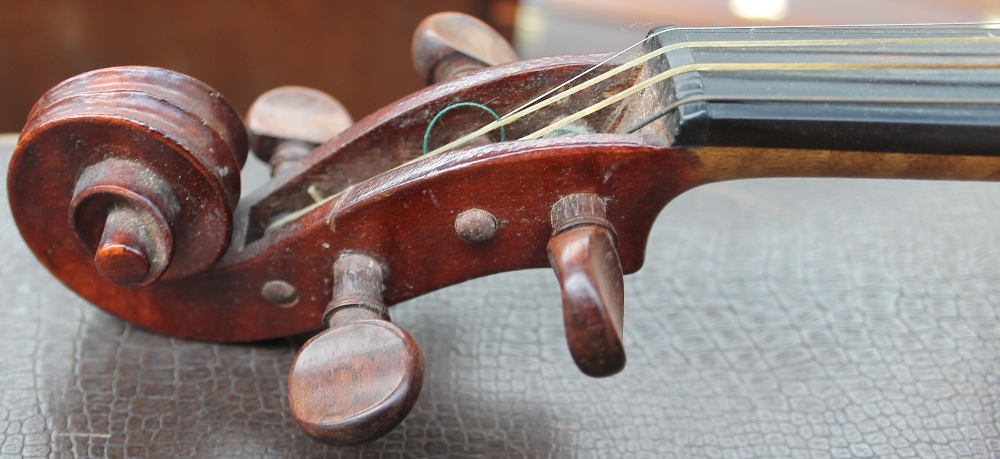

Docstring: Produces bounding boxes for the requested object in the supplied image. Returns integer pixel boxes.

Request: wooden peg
[547,194,626,377]
[246,86,353,176]
[287,254,424,446]
[412,12,518,84]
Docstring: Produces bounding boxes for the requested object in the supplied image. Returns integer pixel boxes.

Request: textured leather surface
[2,140,999,458]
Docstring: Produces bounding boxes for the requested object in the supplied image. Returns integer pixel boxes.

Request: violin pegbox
[9,66,248,287]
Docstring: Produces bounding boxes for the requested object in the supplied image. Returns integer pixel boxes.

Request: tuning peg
[547,194,626,377]
[246,86,353,176]
[288,254,425,446]
[412,12,518,85]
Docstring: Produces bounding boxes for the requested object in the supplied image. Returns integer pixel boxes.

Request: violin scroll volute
[412,11,518,84]
[71,159,180,287]
[10,66,248,288]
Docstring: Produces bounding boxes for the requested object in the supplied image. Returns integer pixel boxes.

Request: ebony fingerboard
[645,26,1000,155]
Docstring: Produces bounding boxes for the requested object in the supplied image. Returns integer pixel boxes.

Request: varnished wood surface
[238,53,634,234]
[412,12,519,84]
[17,121,1000,343]
[3,140,1000,457]
[9,43,1000,344]
[548,225,626,377]
[288,320,424,446]
[246,86,353,164]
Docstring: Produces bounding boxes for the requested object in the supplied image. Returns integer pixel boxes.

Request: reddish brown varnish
[288,254,424,445]
[93,206,158,286]
[11,55,1000,343]
[289,319,423,445]
[246,86,353,177]
[548,193,625,377]
[12,66,246,286]
[11,15,1000,447]
[412,11,518,84]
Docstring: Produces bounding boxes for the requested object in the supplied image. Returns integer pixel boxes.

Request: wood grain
[548,225,626,377]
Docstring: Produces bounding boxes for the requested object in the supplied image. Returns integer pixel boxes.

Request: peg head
[247,86,353,164]
[548,225,626,377]
[412,12,518,84]
[288,319,425,446]
[548,194,625,377]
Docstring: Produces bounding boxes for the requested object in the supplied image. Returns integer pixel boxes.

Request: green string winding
[422,102,506,155]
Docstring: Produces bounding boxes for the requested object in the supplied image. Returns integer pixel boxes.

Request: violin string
[523,61,1000,140]
[424,35,1000,157]
[625,95,1000,134]
[264,34,1000,234]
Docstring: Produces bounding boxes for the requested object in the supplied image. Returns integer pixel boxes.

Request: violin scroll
[72,159,180,287]
[10,66,247,287]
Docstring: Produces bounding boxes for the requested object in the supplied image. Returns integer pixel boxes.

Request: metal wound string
[495,26,678,122]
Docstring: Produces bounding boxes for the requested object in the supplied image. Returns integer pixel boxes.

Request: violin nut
[455,208,498,244]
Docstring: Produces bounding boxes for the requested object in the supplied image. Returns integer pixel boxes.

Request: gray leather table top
[1,139,998,458]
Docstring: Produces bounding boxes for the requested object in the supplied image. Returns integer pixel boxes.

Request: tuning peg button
[547,194,626,377]
[412,12,518,84]
[288,254,424,446]
[246,86,353,176]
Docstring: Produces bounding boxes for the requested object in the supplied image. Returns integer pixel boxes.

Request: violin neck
[643,26,1000,157]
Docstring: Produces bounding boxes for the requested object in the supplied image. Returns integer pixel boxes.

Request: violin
[8,12,1000,445]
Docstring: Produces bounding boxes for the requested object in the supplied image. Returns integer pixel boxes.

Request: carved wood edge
[15,115,1000,343]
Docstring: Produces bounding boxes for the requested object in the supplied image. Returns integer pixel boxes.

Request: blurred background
[1,0,997,133]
